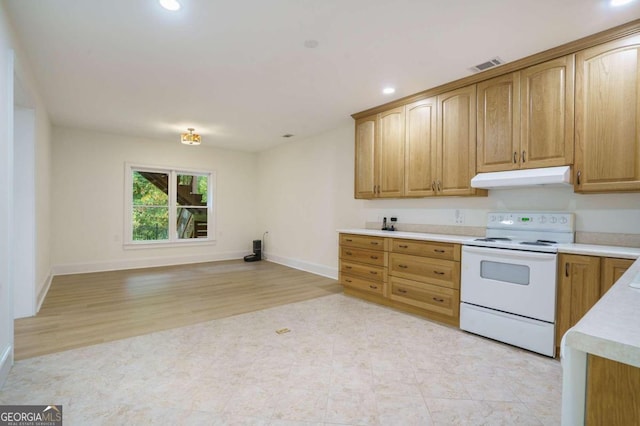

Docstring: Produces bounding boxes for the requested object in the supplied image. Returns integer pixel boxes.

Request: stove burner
[520,240,553,246]
[474,237,512,242]
[535,239,558,244]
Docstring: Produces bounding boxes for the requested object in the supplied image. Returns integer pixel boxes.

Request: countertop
[337,228,640,258]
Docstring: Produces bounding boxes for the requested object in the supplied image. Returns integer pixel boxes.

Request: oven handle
[462,245,556,260]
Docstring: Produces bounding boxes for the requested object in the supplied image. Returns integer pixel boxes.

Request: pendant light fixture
[181,128,201,146]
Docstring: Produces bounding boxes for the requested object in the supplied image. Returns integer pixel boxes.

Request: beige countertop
[337,229,640,259]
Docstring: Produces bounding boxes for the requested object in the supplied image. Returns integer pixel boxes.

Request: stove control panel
[487,212,574,232]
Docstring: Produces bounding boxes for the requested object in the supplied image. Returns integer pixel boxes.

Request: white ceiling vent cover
[469,57,504,73]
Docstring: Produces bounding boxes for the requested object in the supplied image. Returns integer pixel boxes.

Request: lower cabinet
[556,254,635,351]
[339,233,461,327]
[586,354,640,425]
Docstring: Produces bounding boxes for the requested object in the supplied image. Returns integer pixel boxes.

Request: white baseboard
[36,272,54,313]
[0,344,13,390]
[52,251,247,276]
[265,253,338,280]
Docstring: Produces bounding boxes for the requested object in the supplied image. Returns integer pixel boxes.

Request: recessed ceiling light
[610,0,634,6]
[383,87,396,95]
[159,0,181,11]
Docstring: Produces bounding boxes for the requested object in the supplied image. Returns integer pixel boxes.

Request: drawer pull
[345,279,352,283]
[345,238,353,242]
[434,249,446,253]
[432,297,444,303]
[397,288,408,294]
[345,266,352,269]
[370,241,379,245]
[433,271,445,275]
[398,264,408,269]
[370,255,379,260]
[345,251,353,255]
[369,285,378,290]
[369,271,378,275]
[398,244,409,248]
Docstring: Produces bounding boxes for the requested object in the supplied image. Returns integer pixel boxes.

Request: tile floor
[0,294,562,425]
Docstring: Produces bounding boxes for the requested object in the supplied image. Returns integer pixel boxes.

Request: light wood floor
[14,260,342,360]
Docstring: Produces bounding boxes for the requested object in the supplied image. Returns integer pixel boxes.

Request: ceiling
[4,0,640,152]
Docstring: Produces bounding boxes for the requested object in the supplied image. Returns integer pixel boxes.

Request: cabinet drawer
[389,253,459,289]
[391,239,460,261]
[340,260,386,282]
[340,247,386,267]
[341,274,384,295]
[340,234,386,251]
[390,276,459,318]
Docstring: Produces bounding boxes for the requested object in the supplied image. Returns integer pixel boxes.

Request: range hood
[471,166,572,189]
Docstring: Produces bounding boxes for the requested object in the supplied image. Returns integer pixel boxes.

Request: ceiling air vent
[469,57,504,73]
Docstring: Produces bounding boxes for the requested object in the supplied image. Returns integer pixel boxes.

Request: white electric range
[460,212,575,357]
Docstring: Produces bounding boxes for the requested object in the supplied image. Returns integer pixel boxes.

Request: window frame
[124,163,216,248]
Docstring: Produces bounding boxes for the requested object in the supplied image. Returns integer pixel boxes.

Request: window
[125,164,215,246]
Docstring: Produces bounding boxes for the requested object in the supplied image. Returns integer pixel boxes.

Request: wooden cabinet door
[575,34,640,193]
[477,73,521,172]
[405,98,437,197]
[556,254,601,349]
[377,106,405,198]
[354,115,377,198]
[437,85,478,196]
[520,55,575,169]
[600,257,634,296]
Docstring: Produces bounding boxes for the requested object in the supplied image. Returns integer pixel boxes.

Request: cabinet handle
[398,264,408,269]
[434,249,445,253]
[522,150,526,163]
[565,262,569,277]
[432,181,436,191]
[433,297,445,303]
[345,251,352,255]
[369,285,378,290]
[577,170,581,185]
[437,180,442,192]
[433,271,445,275]
[398,244,409,248]
[370,241,379,245]
[513,151,518,164]
[369,271,378,275]
[345,266,352,269]
[345,279,352,283]
[397,288,408,294]
[370,255,379,260]
[345,238,353,242]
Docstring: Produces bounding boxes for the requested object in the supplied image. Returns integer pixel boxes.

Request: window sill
[124,239,217,250]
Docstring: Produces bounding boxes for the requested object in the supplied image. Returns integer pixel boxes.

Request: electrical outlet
[454,209,465,224]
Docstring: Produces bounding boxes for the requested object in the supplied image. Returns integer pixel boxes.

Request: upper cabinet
[378,107,405,198]
[520,55,575,168]
[477,73,521,172]
[437,85,481,196]
[574,34,640,193]
[354,108,405,199]
[477,56,575,172]
[404,98,437,197]
[354,115,377,199]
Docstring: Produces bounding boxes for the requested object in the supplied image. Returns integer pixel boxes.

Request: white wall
[51,127,260,273]
[0,3,53,386]
[257,122,640,278]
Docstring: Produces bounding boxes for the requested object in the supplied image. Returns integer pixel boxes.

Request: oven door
[461,245,557,322]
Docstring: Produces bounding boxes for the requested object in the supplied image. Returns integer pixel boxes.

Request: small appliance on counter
[381,216,397,231]
[244,239,262,262]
